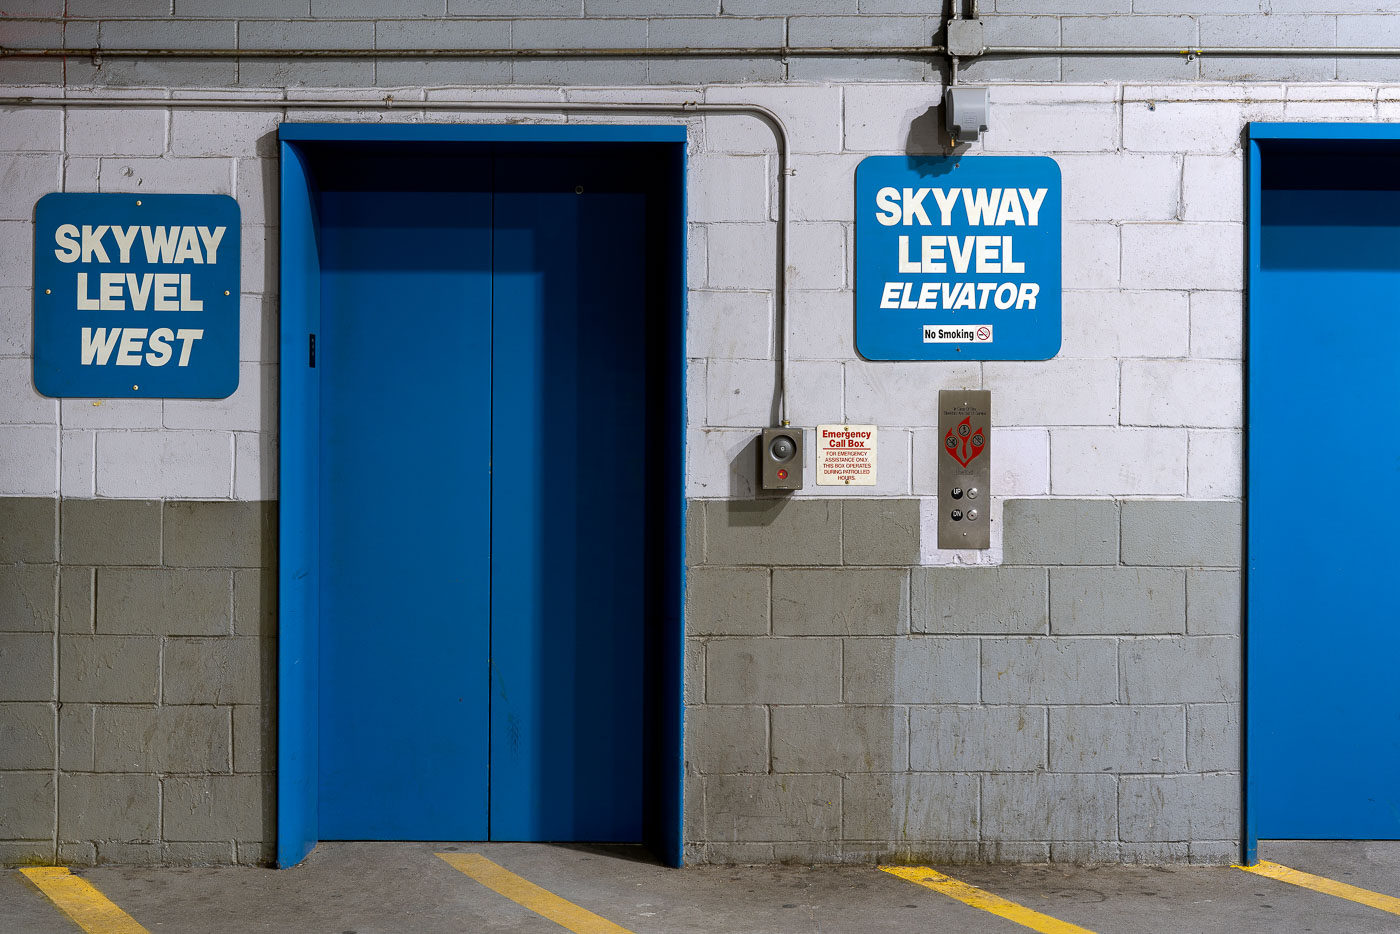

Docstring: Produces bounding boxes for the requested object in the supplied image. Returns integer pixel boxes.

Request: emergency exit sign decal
[854,156,1061,361]
[32,193,240,398]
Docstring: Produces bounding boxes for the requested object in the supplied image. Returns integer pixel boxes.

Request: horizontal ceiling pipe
[0,45,942,59]
[7,44,1400,60]
[0,92,798,424]
[985,45,1400,57]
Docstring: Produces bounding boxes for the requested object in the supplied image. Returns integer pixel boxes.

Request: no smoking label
[816,424,877,486]
[923,324,993,344]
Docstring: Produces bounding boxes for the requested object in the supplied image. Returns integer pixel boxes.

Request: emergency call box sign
[32,193,240,399]
[854,156,1061,361]
[816,424,877,486]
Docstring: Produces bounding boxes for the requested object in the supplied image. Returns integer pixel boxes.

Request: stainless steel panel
[760,426,804,491]
[937,389,991,550]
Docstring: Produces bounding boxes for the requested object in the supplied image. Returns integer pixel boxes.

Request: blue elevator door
[318,181,494,839]
[314,152,648,842]
[490,156,647,841]
[1251,154,1400,838]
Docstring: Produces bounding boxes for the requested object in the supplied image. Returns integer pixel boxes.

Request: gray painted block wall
[1,493,1241,865]
[0,498,275,866]
[685,498,1242,864]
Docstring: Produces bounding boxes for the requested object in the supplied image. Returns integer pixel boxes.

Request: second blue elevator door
[1251,139,1400,839]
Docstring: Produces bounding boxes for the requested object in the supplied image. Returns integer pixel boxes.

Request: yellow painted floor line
[437,852,635,934]
[18,867,151,934]
[881,865,1099,934]
[1237,859,1400,916]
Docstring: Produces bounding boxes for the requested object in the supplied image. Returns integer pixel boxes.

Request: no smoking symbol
[975,326,991,341]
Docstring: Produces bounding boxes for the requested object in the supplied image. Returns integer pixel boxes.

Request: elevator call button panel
[937,389,991,550]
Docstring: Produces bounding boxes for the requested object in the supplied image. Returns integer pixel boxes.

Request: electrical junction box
[945,86,989,143]
[937,389,991,549]
[945,19,986,58]
[760,427,803,491]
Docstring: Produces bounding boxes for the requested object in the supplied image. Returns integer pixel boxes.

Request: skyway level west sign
[33,193,240,398]
[854,156,1061,361]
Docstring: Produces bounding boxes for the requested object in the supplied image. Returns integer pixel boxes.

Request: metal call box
[937,390,991,549]
[760,427,804,491]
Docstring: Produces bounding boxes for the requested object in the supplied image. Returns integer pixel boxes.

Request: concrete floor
[4,841,1399,933]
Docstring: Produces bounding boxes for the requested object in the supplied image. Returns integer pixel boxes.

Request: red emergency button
[777,468,788,480]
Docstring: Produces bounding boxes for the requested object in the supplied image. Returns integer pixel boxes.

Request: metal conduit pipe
[948,2,963,86]
[10,44,1400,60]
[0,92,797,426]
[10,40,1398,91]
[985,46,1400,56]
[0,46,942,59]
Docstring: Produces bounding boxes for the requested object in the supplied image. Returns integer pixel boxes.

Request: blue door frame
[277,123,688,868]
[1247,122,1400,863]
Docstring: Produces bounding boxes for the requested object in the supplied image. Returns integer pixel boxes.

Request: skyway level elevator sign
[32,193,240,398]
[854,156,1061,361]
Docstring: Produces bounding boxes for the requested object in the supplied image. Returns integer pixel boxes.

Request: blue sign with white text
[854,155,1061,361]
[33,192,240,398]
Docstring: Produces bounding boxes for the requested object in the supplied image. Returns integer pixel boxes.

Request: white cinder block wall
[0,103,279,501]
[0,81,1267,518]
